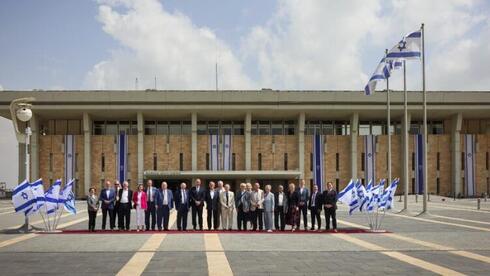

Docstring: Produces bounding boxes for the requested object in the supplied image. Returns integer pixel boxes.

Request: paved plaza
[1,196,490,275]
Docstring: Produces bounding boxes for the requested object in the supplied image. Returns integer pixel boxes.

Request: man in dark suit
[274,185,287,231]
[205,181,219,230]
[190,178,205,230]
[117,181,133,231]
[235,183,247,231]
[323,181,338,232]
[113,180,121,229]
[297,179,310,230]
[99,180,116,230]
[175,182,190,231]
[155,181,174,231]
[145,180,157,231]
[308,184,323,231]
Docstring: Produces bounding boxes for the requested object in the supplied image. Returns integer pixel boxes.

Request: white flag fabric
[12,180,37,215]
[45,179,62,216]
[379,179,400,210]
[60,179,77,214]
[30,178,45,214]
[386,29,422,60]
[337,179,355,205]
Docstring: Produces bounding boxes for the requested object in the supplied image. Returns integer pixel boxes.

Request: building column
[18,141,26,183]
[137,112,144,184]
[30,114,39,181]
[298,112,305,179]
[83,112,91,195]
[350,113,359,179]
[401,112,411,200]
[191,112,197,171]
[451,112,463,197]
[245,112,252,171]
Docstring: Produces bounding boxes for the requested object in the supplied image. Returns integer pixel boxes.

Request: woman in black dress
[285,183,300,231]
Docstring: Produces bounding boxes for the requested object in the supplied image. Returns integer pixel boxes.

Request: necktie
[226,192,229,205]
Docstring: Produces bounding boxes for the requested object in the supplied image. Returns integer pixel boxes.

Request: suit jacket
[175,189,190,211]
[308,191,323,210]
[274,192,288,212]
[145,187,158,203]
[297,187,310,206]
[322,189,337,209]
[219,191,235,209]
[117,189,134,208]
[263,192,275,212]
[205,189,220,210]
[87,195,99,212]
[240,191,251,212]
[190,186,206,207]
[235,190,246,209]
[155,188,174,209]
[133,191,148,210]
[250,189,264,211]
[99,188,116,210]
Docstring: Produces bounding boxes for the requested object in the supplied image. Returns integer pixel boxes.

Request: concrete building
[0,90,489,198]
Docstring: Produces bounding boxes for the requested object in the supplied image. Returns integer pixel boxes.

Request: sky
[0,0,489,187]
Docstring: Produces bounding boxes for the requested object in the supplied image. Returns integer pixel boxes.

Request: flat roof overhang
[143,170,302,180]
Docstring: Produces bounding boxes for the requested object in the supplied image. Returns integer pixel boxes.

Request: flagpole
[402,60,409,211]
[385,49,392,184]
[420,23,429,214]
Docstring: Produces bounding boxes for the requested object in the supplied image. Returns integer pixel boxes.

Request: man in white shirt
[155,181,174,231]
[117,181,133,231]
[274,185,287,231]
[219,184,235,230]
[145,180,157,231]
[205,181,219,230]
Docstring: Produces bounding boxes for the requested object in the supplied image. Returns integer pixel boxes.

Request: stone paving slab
[403,250,490,275]
[401,232,490,250]
[142,252,207,274]
[0,252,133,275]
[158,233,205,251]
[225,251,436,275]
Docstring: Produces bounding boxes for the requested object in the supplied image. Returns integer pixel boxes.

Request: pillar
[401,112,411,202]
[350,113,359,179]
[298,112,305,179]
[137,112,144,184]
[83,112,91,195]
[245,112,252,171]
[451,112,463,196]
[191,112,197,171]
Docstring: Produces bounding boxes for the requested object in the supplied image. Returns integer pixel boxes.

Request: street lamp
[10,97,35,233]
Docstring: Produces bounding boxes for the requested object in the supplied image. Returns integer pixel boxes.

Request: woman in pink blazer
[133,184,148,231]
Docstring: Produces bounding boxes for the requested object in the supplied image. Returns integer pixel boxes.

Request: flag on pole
[116,133,128,183]
[209,134,219,170]
[386,29,422,60]
[367,179,385,212]
[312,134,325,192]
[12,180,37,215]
[364,135,376,184]
[379,178,400,210]
[364,58,392,96]
[464,134,476,197]
[30,178,45,213]
[64,135,75,184]
[359,179,373,212]
[337,179,355,205]
[414,134,425,194]
[45,179,62,216]
[60,179,77,214]
[348,180,365,215]
[222,135,232,171]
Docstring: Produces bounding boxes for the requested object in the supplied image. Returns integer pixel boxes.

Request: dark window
[310,153,313,171]
[284,153,288,170]
[386,152,389,170]
[75,153,79,172]
[412,153,415,170]
[335,153,340,171]
[157,121,168,135]
[259,121,270,135]
[436,178,440,195]
[335,178,339,191]
[486,152,489,170]
[251,121,259,135]
[208,121,219,135]
[271,121,284,135]
[179,153,184,171]
[182,121,191,135]
[93,121,105,135]
[106,121,118,135]
[461,152,465,170]
[232,153,236,170]
[118,121,130,135]
[130,121,138,135]
[153,153,157,170]
[361,152,365,171]
[206,153,210,170]
[101,153,105,172]
[49,153,53,171]
[221,121,232,135]
[411,178,415,193]
[258,153,262,170]
[169,121,181,135]
[197,121,208,135]
[437,152,440,170]
[233,122,244,135]
[322,121,334,135]
[145,121,156,135]
[285,120,296,135]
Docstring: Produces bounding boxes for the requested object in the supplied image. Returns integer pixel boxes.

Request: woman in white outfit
[132,184,148,232]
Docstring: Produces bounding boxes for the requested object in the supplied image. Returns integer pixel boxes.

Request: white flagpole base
[366,229,388,233]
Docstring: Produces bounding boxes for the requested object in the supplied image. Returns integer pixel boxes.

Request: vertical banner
[313,134,325,192]
[464,134,476,197]
[222,135,232,171]
[116,133,128,183]
[64,135,75,184]
[209,134,219,171]
[414,134,425,194]
[364,135,376,185]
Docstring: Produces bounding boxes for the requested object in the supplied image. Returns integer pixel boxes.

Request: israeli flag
[337,179,355,205]
[30,178,46,213]
[349,180,365,215]
[364,58,391,96]
[367,179,385,213]
[60,179,77,214]
[359,180,373,212]
[12,180,37,216]
[379,178,400,210]
[45,179,62,216]
[386,30,422,60]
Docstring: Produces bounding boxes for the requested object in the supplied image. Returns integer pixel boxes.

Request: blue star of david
[367,153,372,158]
[21,192,28,200]
[67,193,74,201]
[398,40,407,51]
[468,153,472,157]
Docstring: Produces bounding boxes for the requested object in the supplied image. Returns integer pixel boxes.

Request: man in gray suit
[263,185,275,232]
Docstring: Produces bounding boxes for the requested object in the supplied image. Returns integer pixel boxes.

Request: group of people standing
[86,178,338,232]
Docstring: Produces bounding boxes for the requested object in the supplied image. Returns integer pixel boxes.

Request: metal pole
[421,23,429,214]
[403,61,409,211]
[385,49,392,184]
[22,125,31,232]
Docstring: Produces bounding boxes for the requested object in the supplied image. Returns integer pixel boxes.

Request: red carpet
[45,228,389,234]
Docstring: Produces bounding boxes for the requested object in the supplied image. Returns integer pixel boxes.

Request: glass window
[118,121,130,135]
[130,121,138,135]
[321,121,333,135]
[106,121,118,135]
[208,121,219,135]
[169,121,181,135]
[259,121,270,135]
[431,121,444,134]
[55,120,67,135]
[285,120,296,135]
[156,121,168,135]
[232,121,244,135]
[197,121,208,135]
[93,121,105,135]
[145,121,156,135]
[67,120,81,135]
[271,121,284,135]
[221,121,232,135]
[409,122,420,135]
[251,121,259,135]
[182,121,191,135]
[359,123,370,135]
[306,121,321,135]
